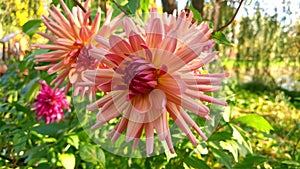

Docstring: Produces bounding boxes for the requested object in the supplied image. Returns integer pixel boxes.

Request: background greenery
[0,0,299,168]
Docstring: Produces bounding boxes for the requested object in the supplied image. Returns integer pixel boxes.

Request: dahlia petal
[68,68,78,84]
[158,73,186,95]
[83,69,114,86]
[180,108,207,140]
[188,85,221,92]
[47,10,74,39]
[87,94,112,111]
[51,5,74,33]
[36,32,56,42]
[60,0,73,18]
[165,131,175,154]
[109,35,133,57]
[123,17,139,37]
[129,31,145,52]
[95,102,121,126]
[159,30,177,53]
[149,89,166,110]
[153,113,168,140]
[111,117,128,142]
[94,36,110,48]
[35,51,66,59]
[185,89,228,106]
[89,48,116,67]
[167,103,198,146]
[91,8,101,33]
[146,18,164,48]
[43,16,68,39]
[105,53,124,65]
[131,94,151,113]
[35,44,70,50]
[145,123,154,155]
[48,61,66,74]
[126,120,143,142]
[167,93,210,117]
[35,65,53,70]
[182,75,223,85]
[132,126,144,150]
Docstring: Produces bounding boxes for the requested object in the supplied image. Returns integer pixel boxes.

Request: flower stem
[216,0,244,31]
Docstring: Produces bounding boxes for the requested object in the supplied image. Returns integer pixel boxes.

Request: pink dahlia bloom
[32,81,70,124]
[84,10,228,155]
[34,0,123,99]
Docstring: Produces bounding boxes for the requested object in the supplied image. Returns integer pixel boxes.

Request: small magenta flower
[32,81,70,124]
[83,10,228,155]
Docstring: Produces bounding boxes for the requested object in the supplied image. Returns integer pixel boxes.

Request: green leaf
[22,77,40,102]
[79,144,105,166]
[128,0,138,14]
[140,0,150,12]
[13,131,27,153]
[33,123,67,136]
[59,153,76,169]
[208,131,232,142]
[183,156,210,169]
[22,19,42,38]
[189,5,202,23]
[233,114,274,132]
[211,31,232,46]
[233,155,267,169]
[211,147,233,169]
[67,135,79,149]
[220,140,239,162]
[65,0,75,10]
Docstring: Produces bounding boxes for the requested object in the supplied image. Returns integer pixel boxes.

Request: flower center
[122,56,158,99]
[76,45,98,71]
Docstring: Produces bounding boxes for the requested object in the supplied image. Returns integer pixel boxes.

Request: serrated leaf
[59,153,75,169]
[233,155,267,169]
[231,124,253,154]
[234,114,274,132]
[183,156,210,169]
[79,144,105,165]
[211,31,232,46]
[22,19,42,38]
[211,147,233,169]
[220,140,239,162]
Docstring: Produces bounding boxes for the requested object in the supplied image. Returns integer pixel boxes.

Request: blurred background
[0,0,299,168]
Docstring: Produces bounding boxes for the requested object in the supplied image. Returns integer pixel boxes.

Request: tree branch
[72,0,92,25]
[216,0,244,31]
[111,0,129,15]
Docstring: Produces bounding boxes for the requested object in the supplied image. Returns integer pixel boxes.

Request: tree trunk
[161,0,177,14]
[191,0,205,17]
[212,0,222,29]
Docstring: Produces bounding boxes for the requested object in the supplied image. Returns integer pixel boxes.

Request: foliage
[0,0,299,168]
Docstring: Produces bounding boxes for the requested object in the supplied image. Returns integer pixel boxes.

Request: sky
[156,0,300,25]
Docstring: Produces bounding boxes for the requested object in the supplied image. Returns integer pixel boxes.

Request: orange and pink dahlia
[32,81,70,124]
[34,0,123,98]
[84,10,228,155]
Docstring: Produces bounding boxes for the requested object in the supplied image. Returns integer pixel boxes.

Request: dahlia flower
[34,0,123,99]
[84,10,228,155]
[32,81,70,124]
